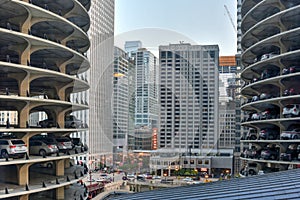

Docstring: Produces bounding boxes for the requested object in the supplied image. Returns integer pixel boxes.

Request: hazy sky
[115,0,237,56]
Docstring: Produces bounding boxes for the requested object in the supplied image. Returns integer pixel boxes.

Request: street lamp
[163,173,167,182]
[175,166,179,179]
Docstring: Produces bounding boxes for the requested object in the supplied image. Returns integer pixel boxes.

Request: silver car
[29,140,58,156]
[280,128,300,140]
[283,104,300,118]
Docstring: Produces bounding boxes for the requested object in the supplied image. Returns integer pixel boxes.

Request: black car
[261,147,279,160]
[280,144,299,161]
[70,137,88,151]
[260,69,278,80]
[259,128,279,140]
[260,108,279,119]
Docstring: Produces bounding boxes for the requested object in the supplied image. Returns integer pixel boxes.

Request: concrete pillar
[57,111,66,129]
[19,105,30,128]
[58,62,66,74]
[20,43,31,66]
[56,187,64,200]
[19,194,29,200]
[20,11,31,34]
[56,160,65,176]
[19,75,30,97]
[17,164,30,186]
[64,158,70,168]
[57,87,66,101]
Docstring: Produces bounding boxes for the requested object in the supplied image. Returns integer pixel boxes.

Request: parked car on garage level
[38,115,85,128]
[260,69,279,79]
[280,144,299,161]
[283,104,300,118]
[31,135,73,153]
[64,115,85,128]
[69,137,88,151]
[261,108,279,119]
[259,92,272,100]
[280,128,300,140]
[259,128,279,140]
[29,140,58,156]
[246,128,257,140]
[260,52,279,61]
[261,146,279,160]
[0,139,28,158]
[289,66,300,73]
[283,87,300,96]
[251,113,261,121]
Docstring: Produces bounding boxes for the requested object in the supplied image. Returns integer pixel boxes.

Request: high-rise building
[0,0,90,199]
[88,0,115,168]
[125,41,142,57]
[132,48,159,150]
[113,46,132,155]
[219,56,237,149]
[218,56,241,174]
[159,43,219,150]
[240,0,300,175]
[150,43,233,177]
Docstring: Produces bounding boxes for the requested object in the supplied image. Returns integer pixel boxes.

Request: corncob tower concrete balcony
[0,0,91,199]
[240,0,300,175]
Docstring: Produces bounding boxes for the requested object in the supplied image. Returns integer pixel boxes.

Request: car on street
[280,128,300,140]
[182,177,193,182]
[283,104,300,118]
[152,176,161,180]
[0,139,28,158]
[127,174,135,181]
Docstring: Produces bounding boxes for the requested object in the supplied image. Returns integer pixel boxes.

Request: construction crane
[224,5,237,34]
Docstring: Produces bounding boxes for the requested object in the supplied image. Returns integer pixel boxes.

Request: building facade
[0,0,91,199]
[240,0,300,175]
[159,43,219,151]
[113,46,131,155]
[129,48,159,151]
[88,0,115,169]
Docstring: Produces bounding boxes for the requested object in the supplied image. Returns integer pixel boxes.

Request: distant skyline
[115,0,237,56]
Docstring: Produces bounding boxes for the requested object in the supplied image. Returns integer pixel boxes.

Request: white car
[182,177,193,182]
[283,104,300,118]
[251,113,261,120]
[280,128,300,140]
[0,139,28,158]
[257,170,265,175]
[260,52,278,61]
